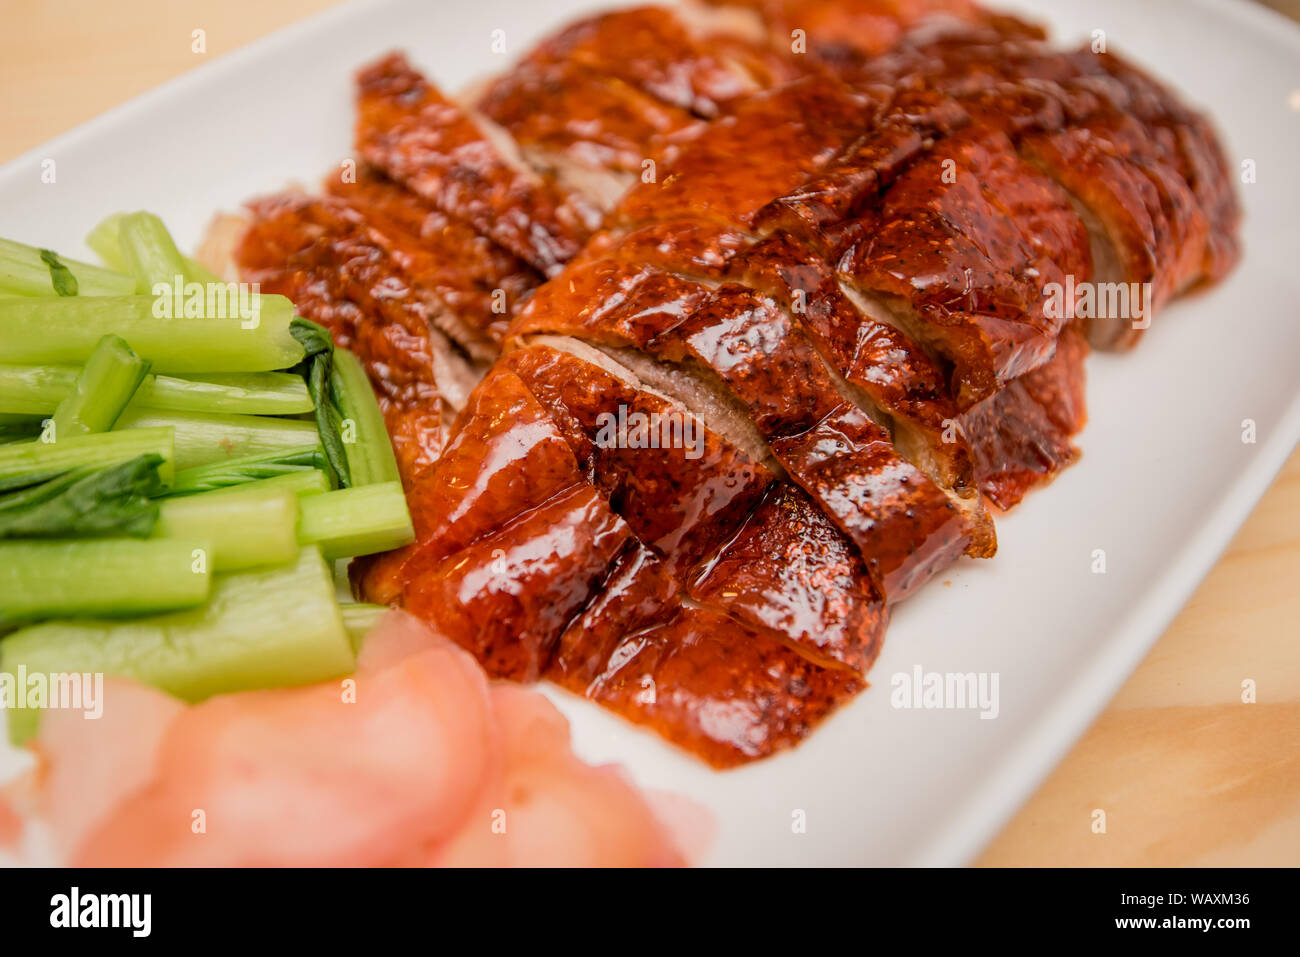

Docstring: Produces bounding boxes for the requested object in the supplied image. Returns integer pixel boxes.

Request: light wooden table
[2,0,1296,866]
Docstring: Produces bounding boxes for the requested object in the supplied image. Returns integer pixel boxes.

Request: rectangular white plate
[2,0,1298,866]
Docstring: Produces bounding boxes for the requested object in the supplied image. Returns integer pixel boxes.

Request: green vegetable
[290,318,351,488]
[0,364,313,417]
[0,454,163,539]
[85,213,127,271]
[165,445,327,496]
[341,603,388,653]
[194,468,331,499]
[116,211,190,294]
[0,294,303,372]
[0,427,173,493]
[330,348,399,486]
[39,250,77,296]
[86,214,215,285]
[114,407,320,471]
[0,237,135,297]
[0,538,211,627]
[49,335,150,438]
[1,546,354,743]
[297,481,414,560]
[154,485,299,571]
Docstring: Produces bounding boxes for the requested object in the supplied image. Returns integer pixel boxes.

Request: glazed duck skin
[688,482,887,673]
[232,0,1240,770]
[355,52,599,276]
[236,192,447,478]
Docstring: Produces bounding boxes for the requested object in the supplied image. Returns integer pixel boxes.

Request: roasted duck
[232,1,1240,767]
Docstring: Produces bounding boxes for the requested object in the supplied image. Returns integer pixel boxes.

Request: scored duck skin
[234,0,1239,768]
[356,52,600,276]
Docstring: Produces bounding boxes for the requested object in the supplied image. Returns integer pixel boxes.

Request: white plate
[2,0,1298,867]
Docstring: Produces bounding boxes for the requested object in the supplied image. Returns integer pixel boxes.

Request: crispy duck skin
[474,59,706,210]
[355,52,599,276]
[611,76,881,235]
[957,326,1087,509]
[831,124,1089,406]
[509,5,764,118]
[326,169,541,345]
[732,231,972,488]
[236,192,447,478]
[705,0,989,60]
[233,0,1239,769]
[402,481,634,682]
[841,23,1229,348]
[501,343,775,567]
[688,482,887,674]
[771,402,990,599]
[549,549,864,768]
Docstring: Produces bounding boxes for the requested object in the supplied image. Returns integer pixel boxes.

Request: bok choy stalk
[0,538,211,627]
[113,407,320,471]
[154,485,300,571]
[164,446,327,496]
[0,365,313,417]
[0,295,304,372]
[0,238,136,297]
[330,348,399,486]
[49,334,150,438]
[115,211,191,294]
[0,547,354,743]
[0,427,174,493]
[296,481,414,560]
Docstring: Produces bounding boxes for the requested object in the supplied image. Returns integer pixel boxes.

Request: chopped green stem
[340,602,389,653]
[116,211,190,294]
[87,214,216,285]
[0,295,303,372]
[85,213,128,271]
[0,538,211,627]
[1,546,353,742]
[0,427,173,493]
[330,348,399,486]
[165,445,327,496]
[50,335,150,438]
[296,481,414,560]
[115,407,320,471]
[0,237,136,297]
[0,364,313,417]
[195,469,330,499]
[155,485,299,570]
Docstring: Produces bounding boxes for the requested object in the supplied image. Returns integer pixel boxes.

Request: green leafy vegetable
[165,445,328,496]
[0,237,133,297]
[38,249,78,297]
[330,348,399,486]
[0,454,164,539]
[290,317,351,489]
[0,427,173,493]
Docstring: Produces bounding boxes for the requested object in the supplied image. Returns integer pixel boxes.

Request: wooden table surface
[2,0,1296,867]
